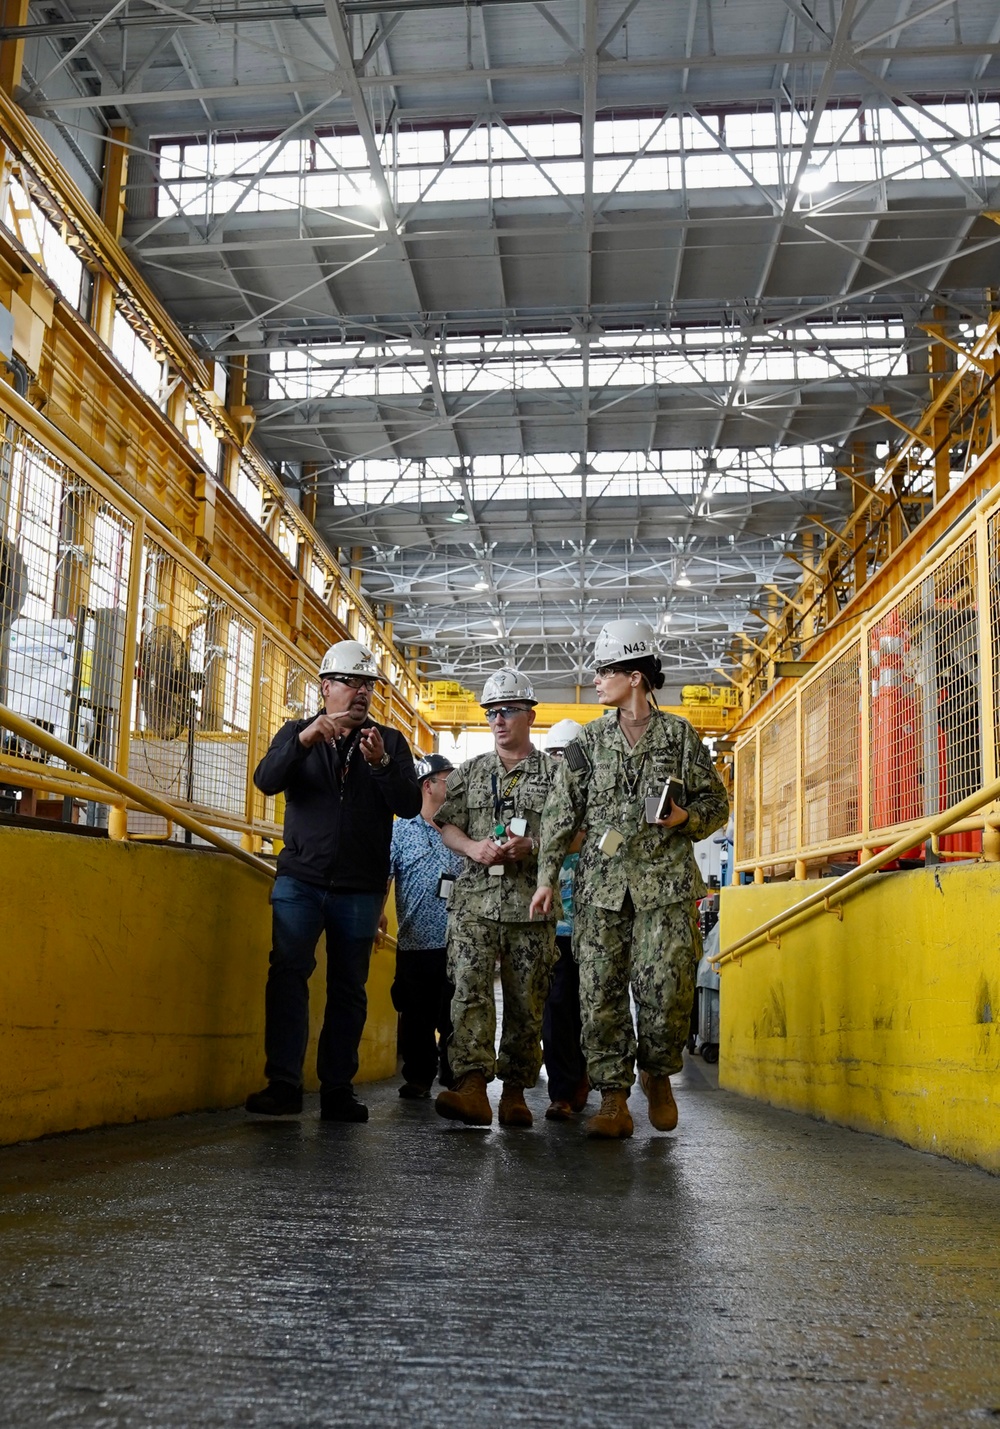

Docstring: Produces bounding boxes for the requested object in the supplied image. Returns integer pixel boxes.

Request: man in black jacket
[246,639,421,1122]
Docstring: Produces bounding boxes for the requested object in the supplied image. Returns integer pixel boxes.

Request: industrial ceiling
[11,0,1000,694]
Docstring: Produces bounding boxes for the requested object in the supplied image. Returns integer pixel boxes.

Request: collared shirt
[436,746,559,923]
[389,815,463,951]
[539,709,729,913]
[556,852,579,938]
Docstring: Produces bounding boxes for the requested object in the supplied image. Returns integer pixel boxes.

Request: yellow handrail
[0,702,275,879]
[713,775,1000,968]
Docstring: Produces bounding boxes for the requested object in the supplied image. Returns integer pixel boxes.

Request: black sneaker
[398,1082,431,1100]
[245,1082,303,1115]
[320,1088,369,1123]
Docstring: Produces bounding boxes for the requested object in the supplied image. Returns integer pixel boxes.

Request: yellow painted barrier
[0,826,397,1146]
[718,863,1000,1173]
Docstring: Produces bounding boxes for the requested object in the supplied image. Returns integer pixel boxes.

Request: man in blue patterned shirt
[387,753,464,1099]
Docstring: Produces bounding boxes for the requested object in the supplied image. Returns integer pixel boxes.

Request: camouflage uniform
[538,710,729,1090]
[437,748,559,1085]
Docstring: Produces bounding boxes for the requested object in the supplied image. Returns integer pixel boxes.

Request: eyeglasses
[485,705,531,721]
[594,665,627,679]
[327,674,377,692]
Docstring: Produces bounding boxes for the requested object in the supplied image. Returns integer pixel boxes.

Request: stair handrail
[712,774,1000,969]
[0,700,274,878]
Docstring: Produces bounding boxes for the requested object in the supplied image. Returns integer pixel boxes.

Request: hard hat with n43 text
[592,619,657,668]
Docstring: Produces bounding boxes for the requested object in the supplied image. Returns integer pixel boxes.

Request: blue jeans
[264,876,382,1091]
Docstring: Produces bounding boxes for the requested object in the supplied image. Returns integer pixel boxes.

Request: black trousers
[391,945,454,1089]
[541,934,587,1102]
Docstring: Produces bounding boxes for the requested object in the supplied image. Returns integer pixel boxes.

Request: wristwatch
[374,751,391,770]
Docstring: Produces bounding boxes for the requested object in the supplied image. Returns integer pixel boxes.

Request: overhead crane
[419,681,741,741]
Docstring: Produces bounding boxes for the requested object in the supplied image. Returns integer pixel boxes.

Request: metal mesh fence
[759,702,798,860]
[252,637,313,831]
[989,509,1000,773]
[1,418,132,817]
[735,733,757,865]
[0,402,429,844]
[127,539,256,839]
[868,536,980,835]
[801,642,861,850]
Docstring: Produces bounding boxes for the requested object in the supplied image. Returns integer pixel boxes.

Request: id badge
[598,828,623,856]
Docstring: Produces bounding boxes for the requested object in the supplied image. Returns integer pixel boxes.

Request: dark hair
[609,654,665,692]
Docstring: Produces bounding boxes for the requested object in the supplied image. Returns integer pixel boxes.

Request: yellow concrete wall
[0,827,397,1146]
[719,863,1000,1173]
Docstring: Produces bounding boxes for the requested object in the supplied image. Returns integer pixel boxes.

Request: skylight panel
[749,151,781,185]
[329,133,367,168]
[395,131,445,164]
[498,164,562,199]
[304,171,342,208]
[159,145,182,181]
[680,115,719,150]
[449,126,491,162]
[509,122,579,158]
[111,312,163,401]
[727,112,777,148]
[593,157,632,192]
[489,125,530,161]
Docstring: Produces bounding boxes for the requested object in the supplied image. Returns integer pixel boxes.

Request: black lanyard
[330,729,361,796]
[491,769,524,822]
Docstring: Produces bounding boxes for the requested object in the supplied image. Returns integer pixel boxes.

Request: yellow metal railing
[0,699,274,876]
[734,456,1000,875]
[715,772,1000,968]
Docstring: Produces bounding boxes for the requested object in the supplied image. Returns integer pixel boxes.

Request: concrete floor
[1,1060,999,1428]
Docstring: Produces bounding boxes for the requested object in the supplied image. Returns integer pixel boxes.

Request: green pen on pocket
[493,823,507,839]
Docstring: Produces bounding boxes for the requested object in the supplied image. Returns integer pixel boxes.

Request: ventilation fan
[138,627,194,740]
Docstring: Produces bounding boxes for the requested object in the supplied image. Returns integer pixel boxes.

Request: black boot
[245,1082,303,1116]
[320,1087,369,1123]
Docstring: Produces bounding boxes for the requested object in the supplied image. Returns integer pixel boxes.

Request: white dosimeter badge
[598,828,623,856]
[437,872,455,899]
[508,817,528,838]
[489,821,507,874]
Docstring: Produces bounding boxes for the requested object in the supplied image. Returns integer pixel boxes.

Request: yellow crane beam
[418,684,740,740]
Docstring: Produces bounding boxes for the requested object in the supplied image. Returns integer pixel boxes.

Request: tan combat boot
[498,1084,533,1127]
[435,1071,492,1126]
[639,1070,678,1131]
[586,1089,634,1140]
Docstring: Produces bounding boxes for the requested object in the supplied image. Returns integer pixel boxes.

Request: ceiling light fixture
[676,574,692,588]
[446,505,470,523]
[473,580,489,590]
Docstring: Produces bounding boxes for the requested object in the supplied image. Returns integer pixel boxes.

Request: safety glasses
[327,674,377,692]
[485,705,531,721]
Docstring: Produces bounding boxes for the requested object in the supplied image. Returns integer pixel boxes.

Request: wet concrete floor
[1,1060,999,1428]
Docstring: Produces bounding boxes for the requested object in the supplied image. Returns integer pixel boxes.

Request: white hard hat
[480,666,536,707]
[545,718,584,750]
[318,640,383,680]
[591,618,657,668]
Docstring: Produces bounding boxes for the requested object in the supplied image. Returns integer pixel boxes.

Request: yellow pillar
[92,125,131,345]
[0,1,30,210]
[930,314,951,504]
[851,444,871,596]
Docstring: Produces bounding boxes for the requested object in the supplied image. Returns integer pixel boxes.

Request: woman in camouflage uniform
[530,620,729,1140]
